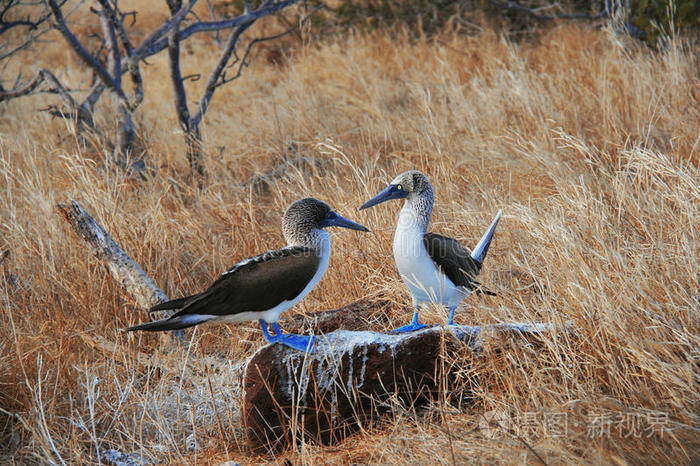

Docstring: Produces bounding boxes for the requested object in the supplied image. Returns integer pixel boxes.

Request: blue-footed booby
[127,198,368,352]
[360,170,501,332]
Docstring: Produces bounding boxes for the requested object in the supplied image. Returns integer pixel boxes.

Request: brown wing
[167,246,321,318]
[423,233,483,291]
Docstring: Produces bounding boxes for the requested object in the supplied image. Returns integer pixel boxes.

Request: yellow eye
[396,184,403,191]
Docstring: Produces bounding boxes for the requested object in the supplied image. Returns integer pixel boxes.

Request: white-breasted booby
[360,170,501,332]
[126,198,369,352]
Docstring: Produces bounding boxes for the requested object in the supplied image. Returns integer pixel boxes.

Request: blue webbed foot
[394,322,428,332]
[259,321,315,353]
[393,310,428,333]
[280,333,315,353]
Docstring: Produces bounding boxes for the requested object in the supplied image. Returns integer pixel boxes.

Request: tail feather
[471,209,502,264]
[126,314,213,332]
[149,296,192,313]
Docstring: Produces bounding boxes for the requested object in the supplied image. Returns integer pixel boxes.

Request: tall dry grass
[1,17,698,464]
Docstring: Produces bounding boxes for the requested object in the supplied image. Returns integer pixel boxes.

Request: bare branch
[204,0,222,47]
[0,19,37,35]
[0,0,62,61]
[81,81,105,115]
[42,104,77,120]
[158,0,308,181]
[46,0,128,104]
[191,19,255,127]
[72,81,103,132]
[0,70,44,101]
[133,0,300,63]
[210,10,314,96]
[45,0,134,153]
[0,66,104,139]
[166,0,192,136]
[0,0,57,34]
[164,0,206,180]
[39,67,78,109]
[134,0,198,60]
[96,0,122,90]
[0,68,80,106]
[107,2,144,109]
[192,5,316,126]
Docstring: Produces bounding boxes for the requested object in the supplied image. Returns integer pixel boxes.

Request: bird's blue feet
[394,311,427,333]
[259,320,315,353]
[279,333,316,353]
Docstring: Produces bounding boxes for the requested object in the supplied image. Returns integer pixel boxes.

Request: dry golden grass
[1,16,699,464]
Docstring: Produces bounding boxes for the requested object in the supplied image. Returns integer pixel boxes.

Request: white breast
[393,206,459,308]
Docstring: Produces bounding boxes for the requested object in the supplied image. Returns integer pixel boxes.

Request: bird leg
[259,320,275,342]
[258,321,315,353]
[394,308,428,332]
[447,306,457,325]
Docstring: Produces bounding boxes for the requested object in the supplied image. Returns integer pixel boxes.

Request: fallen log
[56,200,183,341]
[243,321,568,453]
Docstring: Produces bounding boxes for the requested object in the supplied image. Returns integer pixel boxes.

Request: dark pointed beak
[359,184,407,210]
[320,211,369,232]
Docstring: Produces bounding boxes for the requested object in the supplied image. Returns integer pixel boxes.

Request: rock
[243,322,563,452]
[283,297,395,334]
[103,449,144,466]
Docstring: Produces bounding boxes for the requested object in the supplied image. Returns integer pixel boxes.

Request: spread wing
[157,246,321,318]
[423,233,484,292]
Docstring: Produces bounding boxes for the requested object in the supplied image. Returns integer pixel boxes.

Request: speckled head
[360,170,434,210]
[390,170,433,198]
[283,198,369,246]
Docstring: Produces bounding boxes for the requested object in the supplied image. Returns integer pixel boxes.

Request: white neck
[393,196,430,264]
[312,230,331,279]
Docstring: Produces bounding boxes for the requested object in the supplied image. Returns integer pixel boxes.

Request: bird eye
[396,184,403,191]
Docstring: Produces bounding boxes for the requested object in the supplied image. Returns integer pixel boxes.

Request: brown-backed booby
[360,170,501,332]
[127,198,369,352]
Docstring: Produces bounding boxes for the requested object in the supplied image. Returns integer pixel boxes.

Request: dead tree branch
[47,0,126,102]
[95,0,134,154]
[0,69,46,101]
[46,0,135,156]
[191,19,255,128]
[111,4,143,109]
[0,0,63,61]
[132,0,299,63]
[56,200,184,342]
[214,22,304,90]
[165,0,205,179]
[0,67,102,137]
[164,0,309,180]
